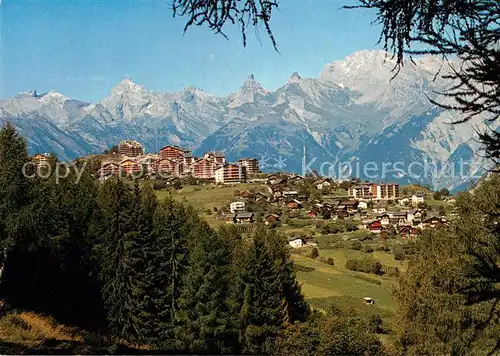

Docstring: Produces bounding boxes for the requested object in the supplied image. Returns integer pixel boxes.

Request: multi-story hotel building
[153,158,182,177]
[159,145,194,172]
[118,140,144,157]
[348,184,378,198]
[191,158,217,179]
[348,183,399,200]
[238,158,259,174]
[204,151,225,165]
[378,183,399,199]
[215,164,247,184]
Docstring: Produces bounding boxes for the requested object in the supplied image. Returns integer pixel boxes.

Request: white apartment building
[230,201,246,213]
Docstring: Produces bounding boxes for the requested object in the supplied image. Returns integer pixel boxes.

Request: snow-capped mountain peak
[288,72,302,83]
[0,49,492,190]
[110,78,146,96]
[241,74,265,92]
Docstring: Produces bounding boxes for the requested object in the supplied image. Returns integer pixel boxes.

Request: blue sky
[1,0,381,102]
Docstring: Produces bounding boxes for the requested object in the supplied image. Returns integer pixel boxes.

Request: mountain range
[0,50,494,191]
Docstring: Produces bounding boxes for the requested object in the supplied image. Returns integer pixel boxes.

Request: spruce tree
[148,197,191,348]
[265,229,310,324]
[230,229,288,354]
[127,180,158,342]
[97,178,145,341]
[0,123,40,309]
[177,224,236,354]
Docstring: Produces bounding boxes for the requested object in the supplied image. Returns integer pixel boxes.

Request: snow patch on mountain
[0,50,492,190]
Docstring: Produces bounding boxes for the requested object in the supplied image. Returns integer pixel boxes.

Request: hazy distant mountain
[0,50,494,191]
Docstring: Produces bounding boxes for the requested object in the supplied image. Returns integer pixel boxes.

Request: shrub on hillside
[345,256,383,275]
[327,257,335,266]
[152,180,167,190]
[385,266,400,277]
[354,231,375,241]
[368,314,383,334]
[362,245,374,253]
[311,247,319,259]
[294,264,315,273]
[321,219,358,234]
[393,245,405,261]
[351,241,362,251]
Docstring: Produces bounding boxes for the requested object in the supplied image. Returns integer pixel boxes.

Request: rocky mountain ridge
[0,50,493,190]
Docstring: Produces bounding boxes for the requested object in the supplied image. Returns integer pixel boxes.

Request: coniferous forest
[0,122,384,354]
[0,121,499,355]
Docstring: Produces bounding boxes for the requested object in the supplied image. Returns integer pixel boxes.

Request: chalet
[372,207,386,214]
[399,225,419,239]
[287,199,302,209]
[283,191,299,199]
[230,201,246,213]
[236,212,254,224]
[288,174,304,183]
[407,209,423,225]
[288,237,304,248]
[422,216,448,229]
[344,200,359,212]
[264,214,280,225]
[357,201,368,210]
[268,184,285,198]
[392,212,408,225]
[224,213,236,224]
[315,179,331,190]
[325,199,341,210]
[267,176,287,186]
[378,213,391,226]
[412,193,426,205]
[367,220,383,234]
